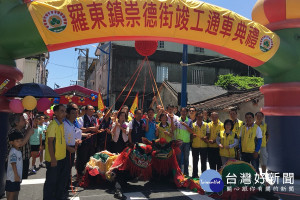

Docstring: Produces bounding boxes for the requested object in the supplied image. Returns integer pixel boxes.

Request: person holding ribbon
[174,107,193,176]
[63,106,82,193]
[111,112,129,153]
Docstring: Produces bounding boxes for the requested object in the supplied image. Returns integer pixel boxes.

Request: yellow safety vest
[192,122,208,148]
[233,119,243,139]
[158,123,172,143]
[241,124,259,153]
[258,123,267,147]
[219,131,236,158]
[208,120,224,148]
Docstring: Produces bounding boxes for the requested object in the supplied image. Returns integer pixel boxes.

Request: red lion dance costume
[80,138,275,200]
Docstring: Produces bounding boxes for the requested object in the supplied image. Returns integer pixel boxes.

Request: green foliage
[215,74,264,90]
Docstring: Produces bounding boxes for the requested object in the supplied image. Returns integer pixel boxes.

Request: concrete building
[15,53,49,85]
[86,58,99,91]
[77,55,96,87]
[88,41,260,110]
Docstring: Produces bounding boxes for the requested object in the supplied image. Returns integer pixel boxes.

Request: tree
[215,74,264,90]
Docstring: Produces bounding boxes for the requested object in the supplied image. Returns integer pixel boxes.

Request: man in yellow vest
[229,108,243,160]
[174,107,193,176]
[239,112,262,173]
[255,112,269,174]
[191,110,209,178]
[208,112,224,170]
[43,104,75,200]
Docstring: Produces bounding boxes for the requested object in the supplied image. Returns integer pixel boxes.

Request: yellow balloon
[22,96,37,110]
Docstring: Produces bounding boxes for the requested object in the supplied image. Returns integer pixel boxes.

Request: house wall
[87,68,96,91]
[16,59,38,83]
[113,41,226,57]
[110,45,257,92]
[217,96,265,123]
[154,86,178,109]
[77,56,95,87]
[95,46,110,97]
[93,41,260,110]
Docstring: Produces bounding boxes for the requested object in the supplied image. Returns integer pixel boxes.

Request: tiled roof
[192,88,263,111]
[163,81,227,104]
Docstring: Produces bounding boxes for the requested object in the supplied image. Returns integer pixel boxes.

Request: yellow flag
[98,92,105,112]
[130,93,139,114]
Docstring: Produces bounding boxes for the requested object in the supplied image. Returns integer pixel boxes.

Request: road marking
[123,192,148,200]
[21,178,45,185]
[69,197,80,200]
[180,190,214,200]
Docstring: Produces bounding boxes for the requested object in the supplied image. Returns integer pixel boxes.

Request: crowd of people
[5,102,269,200]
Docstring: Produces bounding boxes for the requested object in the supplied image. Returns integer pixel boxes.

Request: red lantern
[135,41,158,56]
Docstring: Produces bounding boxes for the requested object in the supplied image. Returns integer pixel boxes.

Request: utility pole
[75,48,89,88]
[181,44,188,108]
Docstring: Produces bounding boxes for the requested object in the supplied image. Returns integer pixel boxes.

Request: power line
[180,57,232,66]
[48,62,78,69]
[190,58,232,65]
[50,73,76,80]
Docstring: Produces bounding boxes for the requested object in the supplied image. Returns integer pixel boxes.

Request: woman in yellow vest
[255,112,269,173]
[216,119,238,166]
[156,113,174,142]
[191,111,209,178]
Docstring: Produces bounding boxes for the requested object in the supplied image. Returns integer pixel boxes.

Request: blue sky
[47,0,257,89]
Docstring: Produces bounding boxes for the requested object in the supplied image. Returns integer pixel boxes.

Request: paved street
[1,152,300,200]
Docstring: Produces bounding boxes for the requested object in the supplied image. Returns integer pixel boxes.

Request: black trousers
[22,159,30,179]
[207,147,222,170]
[192,147,208,176]
[43,158,67,200]
[241,152,260,173]
[65,150,75,190]
[76,140,95,175]
[97,132,112,152]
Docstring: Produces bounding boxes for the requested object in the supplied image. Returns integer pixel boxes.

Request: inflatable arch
[1,0,300,194]
[1,0,280,67]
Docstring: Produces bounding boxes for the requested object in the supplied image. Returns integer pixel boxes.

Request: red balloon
[135,41,158,56]
[9,99,24,113]
[37,98,51,112]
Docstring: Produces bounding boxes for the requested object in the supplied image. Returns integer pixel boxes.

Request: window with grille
[194,47,204,53]
[158,41,165,49]
[156,66,168,83]
[192,69,204,84]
